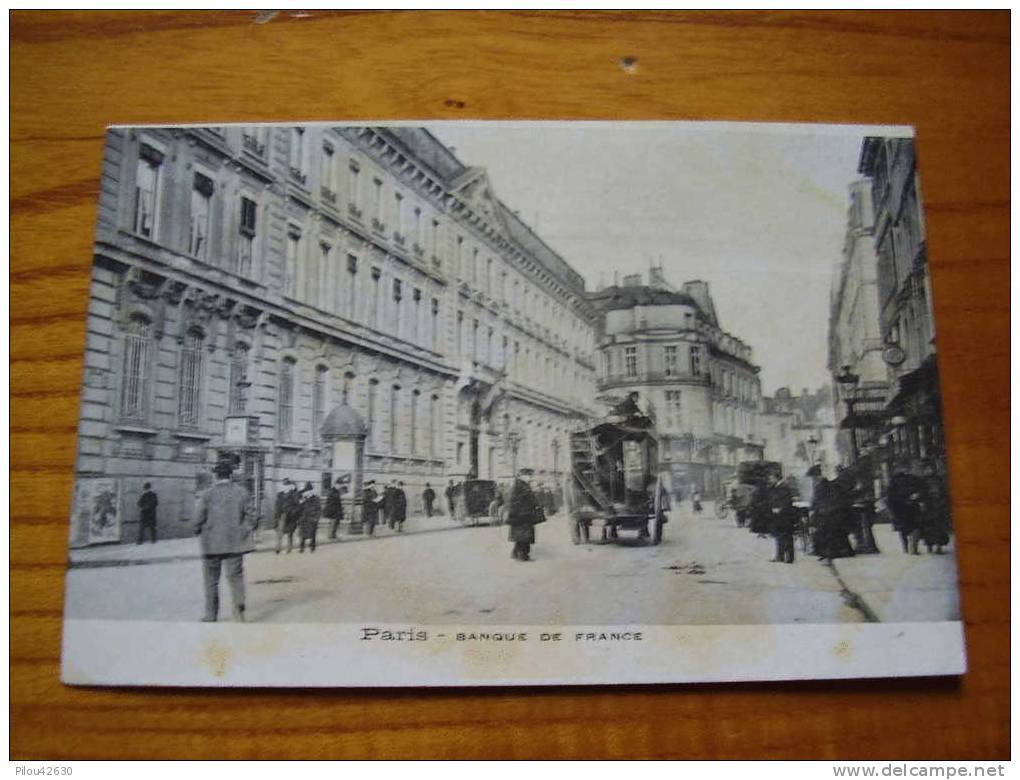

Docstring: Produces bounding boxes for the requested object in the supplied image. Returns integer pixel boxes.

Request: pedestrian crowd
[719,459,952,565]
[186,461,557,621]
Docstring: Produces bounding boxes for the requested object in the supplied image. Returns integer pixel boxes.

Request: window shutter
[194,172,215,198]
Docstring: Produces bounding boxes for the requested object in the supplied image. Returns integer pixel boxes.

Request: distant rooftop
[587,284,703,313]
[381,127,587,294]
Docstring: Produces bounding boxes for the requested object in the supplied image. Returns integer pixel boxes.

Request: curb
[826,559,881,623]
[68,520,472,570]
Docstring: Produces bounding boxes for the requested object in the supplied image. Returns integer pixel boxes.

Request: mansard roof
[587,285,703,314]
[379,127,587,295]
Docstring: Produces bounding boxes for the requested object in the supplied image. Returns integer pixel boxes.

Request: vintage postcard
[61,121,964,687]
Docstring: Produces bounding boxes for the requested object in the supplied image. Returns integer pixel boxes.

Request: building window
[412,207,422,246]
[471,248,479,287]
[393,191,404,235]
[177,328,204,429]
[429,394,439,457]
[485,257,493,295]
[665,390,682,429]
[237,196,258,277]
[346,254,359,320]
[430,218,440,259]
[472,319,479,361]
[389,385,400,452]
[189,172,214,259]
[624,346,638,378]
[392,278,403,336]
[486,327,493,366]
[430,298,440,351]
[412,288,422,344]
[284,228,300,298]
[456,236,464,279]
[664,345,679,377]
[410,389,420,455]
[289,127,306,183]
[133,144,163,239]
[456,310,464,356]
[241,126,267,157]
[348,160,361,211]
[278,358,295,442]
[371,267,382,329]
[119,314,152,423]
[367,379,379,449]
[312,242,330,309]
[373,179,385,224]
[342,372,355,405]
[690,345,703,377]
[312,366,327,444]
[228,342,250,415]
[321,141,336,199]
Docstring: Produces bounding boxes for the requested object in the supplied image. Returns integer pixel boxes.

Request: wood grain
[10,10,1009,760]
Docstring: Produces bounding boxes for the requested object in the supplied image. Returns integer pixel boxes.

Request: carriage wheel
[651,472,665,545]
[652,513,664,545]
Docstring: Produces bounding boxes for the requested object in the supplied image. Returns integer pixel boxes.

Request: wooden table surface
[10,10,1009,760]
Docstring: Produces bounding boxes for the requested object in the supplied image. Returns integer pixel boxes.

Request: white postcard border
[62,619,965,687]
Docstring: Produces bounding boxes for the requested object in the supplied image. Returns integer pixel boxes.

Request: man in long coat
[362,480,380,536]
[919,464,951,554]
[137,482,158,544]
[422,483,436,518]
[389,481,408,532]
[505,469,544,561]
[274,478,299,554]
[194,456,255,622]
[809,466,854,560]
[888,470,926,555]
[297,483,322,553]
[764,472,798,564]
[445,480,457,518]
[384,480,401,530]
[324,476,347,540]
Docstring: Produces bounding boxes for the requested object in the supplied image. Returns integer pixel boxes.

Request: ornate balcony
[393,231,406,247]
[321,187,337,205]
[348,203,363,220]
[289,167,307,186]
[371,217,386,233]
[412,243,424,257]
[241,133,265,157]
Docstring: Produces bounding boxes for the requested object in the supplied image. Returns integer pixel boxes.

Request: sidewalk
[829,523,961,622]
[68,512,465,569]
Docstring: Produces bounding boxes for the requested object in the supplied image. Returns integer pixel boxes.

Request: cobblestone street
[62,502,957,626]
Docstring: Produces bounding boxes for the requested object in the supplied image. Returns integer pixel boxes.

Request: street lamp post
[806,434,820,467]
[836,365,861,464]
[835,366,881,555]
[507,430,521,476]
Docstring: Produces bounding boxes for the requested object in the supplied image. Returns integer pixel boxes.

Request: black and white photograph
[60,121,964,687]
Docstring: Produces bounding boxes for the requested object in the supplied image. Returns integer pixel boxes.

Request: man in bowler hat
[505,468,545,561]
[194,454,256,622]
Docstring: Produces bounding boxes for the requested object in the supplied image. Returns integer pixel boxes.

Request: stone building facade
[71,125,598,545]
[827,178,890,464]
[856,136,944,475]
[758,386,839,495]
[589,277,764,499]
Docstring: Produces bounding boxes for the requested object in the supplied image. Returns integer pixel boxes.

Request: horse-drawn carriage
[563,418,669,545]
[453,479,500,526]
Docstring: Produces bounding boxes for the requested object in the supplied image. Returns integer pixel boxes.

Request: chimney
[681,280,718,325]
